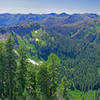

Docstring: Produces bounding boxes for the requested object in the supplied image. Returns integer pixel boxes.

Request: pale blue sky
[0,0,100,14]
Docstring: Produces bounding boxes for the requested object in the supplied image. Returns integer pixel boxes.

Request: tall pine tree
[5,34,17,100]
[17,47,27,99]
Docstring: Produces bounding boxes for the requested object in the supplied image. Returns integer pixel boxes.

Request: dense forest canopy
[0,13,100,100]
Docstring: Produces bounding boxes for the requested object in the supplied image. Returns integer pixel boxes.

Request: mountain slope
[46,18,100,43]
[0,13,99,27]
[0,13,100,100]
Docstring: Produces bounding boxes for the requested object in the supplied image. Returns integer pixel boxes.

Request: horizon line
[0,12,100,15]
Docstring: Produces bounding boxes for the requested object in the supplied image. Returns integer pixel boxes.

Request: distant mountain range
[0,13,100,42]
[0,13,100,46]
[0,13,100,27]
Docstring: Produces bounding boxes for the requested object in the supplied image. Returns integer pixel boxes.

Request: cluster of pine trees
[0,34,71,100]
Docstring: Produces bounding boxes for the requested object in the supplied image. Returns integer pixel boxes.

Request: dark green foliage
[5,34,17,100]
[27,54,60,100]
[58,76,74,100]
[0,42,6,99]
[0,15,100,100]
[17,47,27,99]
[46,54,60,97]
[36,63,48,100]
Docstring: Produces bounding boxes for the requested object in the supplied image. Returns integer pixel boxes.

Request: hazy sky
[0,0,99,14]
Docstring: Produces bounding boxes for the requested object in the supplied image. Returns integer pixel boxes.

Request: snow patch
[13,50,40,66]
[27,58,39,66]
[14,49,19,56]
[35,30,38,34]
[36,38,39,42]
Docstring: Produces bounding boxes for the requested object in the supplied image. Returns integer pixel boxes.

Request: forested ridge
[0,34,73,100]
[0,13,100,100]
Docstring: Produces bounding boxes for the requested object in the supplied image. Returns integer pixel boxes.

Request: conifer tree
[5,34,17,100]
[58,76,71,100]
[0,42,6,99]
[36,63,48,100]
[47,53,60,96]
[17,47,27,99]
